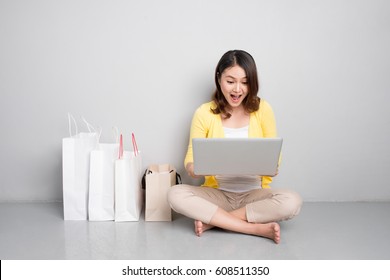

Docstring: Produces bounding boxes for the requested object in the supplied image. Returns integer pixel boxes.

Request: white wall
[1,0,389,202]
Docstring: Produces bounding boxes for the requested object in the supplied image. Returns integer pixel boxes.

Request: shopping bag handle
[81,116,96,133]
[175,172,182,184]
[118,133,135,159]
[67,113,78,137]
[96,126,103,141]
[118,134,123,159]
[132,133,139,157]
[141,169,150,189]
[141,169,182,189]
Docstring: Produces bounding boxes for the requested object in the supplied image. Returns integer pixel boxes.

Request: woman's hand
[186,162,201,178]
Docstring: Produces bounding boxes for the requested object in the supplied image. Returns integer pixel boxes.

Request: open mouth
[230,94,242,102]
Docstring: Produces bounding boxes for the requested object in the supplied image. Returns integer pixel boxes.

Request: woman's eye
[227,81,234,84]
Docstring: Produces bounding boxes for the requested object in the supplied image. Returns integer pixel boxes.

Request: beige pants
[168,184,302,224]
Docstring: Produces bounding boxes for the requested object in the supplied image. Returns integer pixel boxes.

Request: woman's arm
[259,100,279,186]
[184,106,209,169]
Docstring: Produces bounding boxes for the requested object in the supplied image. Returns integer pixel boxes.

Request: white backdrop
[1,0,389,202]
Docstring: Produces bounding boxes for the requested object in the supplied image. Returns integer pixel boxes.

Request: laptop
[192,138,283,176]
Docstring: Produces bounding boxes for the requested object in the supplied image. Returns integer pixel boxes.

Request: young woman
[168,50,302,244]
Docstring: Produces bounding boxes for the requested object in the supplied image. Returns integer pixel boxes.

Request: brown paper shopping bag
[144,164,180,221]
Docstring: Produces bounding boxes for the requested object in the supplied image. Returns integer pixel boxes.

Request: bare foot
[194,220,214,237]
[255,222,281,244]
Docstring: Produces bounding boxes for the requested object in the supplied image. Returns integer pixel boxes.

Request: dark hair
[211,50,260,118]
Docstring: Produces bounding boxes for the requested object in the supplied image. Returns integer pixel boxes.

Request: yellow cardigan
[184,99,278,189]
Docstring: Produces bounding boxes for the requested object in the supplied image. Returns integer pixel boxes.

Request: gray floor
[0,202,389,260]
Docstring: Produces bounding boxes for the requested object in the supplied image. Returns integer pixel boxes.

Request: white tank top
[216,125,262,193]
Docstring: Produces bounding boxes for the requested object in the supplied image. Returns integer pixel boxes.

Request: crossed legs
[194,207,281,243]
[168,185,301,244]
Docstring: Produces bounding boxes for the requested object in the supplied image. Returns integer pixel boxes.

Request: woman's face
[219,65,248,109]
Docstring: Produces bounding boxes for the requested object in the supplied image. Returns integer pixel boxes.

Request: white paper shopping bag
[114,134,143,222]
[62,114,98,220]
[88,139,119,221]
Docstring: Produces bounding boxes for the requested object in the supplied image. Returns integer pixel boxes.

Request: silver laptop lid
[193,138,282,176]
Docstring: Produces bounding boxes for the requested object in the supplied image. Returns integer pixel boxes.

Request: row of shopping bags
[62,115,179,222]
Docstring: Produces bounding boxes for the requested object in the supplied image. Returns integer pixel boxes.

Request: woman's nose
[234,83,241,92]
